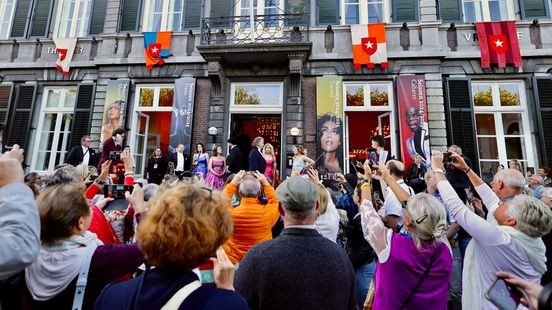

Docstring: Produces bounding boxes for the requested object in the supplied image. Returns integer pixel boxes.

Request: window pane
[139,88,155,107]
[39,131,55,152]
[367,0,384,22]
[473,84,493,106]
[36,152,51,171]
[370,85,389,106]
[475,113,496,135]
[499,84,520,106]
[478,136,499,159]
[480,161,500,183]
[502,113,523,135]
[233,84,281,105]
[463,0,484,22]
[46,90,63,108]
[346,85,364,106]
[505,137,525,160]
[345,0,359,24]
[159,88,174,107]
[0,1,15,39]
[64,89,77,108]
[488,0,508,21]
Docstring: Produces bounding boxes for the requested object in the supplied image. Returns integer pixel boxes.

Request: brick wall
[303,76,317,157]
[191,78,211,150]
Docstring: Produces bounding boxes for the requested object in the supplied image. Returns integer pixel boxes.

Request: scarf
[25,231,102,301]
[462,226,546,309]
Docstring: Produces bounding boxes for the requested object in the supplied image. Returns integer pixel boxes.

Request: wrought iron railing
[200,14,309,45]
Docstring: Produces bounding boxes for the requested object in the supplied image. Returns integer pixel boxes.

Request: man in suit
[248,136,266,173]
[170,144,190,178]
[66,135,98,167]
[235,176,357,310]
[226,138,243,174]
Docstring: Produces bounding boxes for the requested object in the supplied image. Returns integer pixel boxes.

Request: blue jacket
[95,268,247,310]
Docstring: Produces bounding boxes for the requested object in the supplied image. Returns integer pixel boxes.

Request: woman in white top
[431,151,552,310]
[314,182,340,242]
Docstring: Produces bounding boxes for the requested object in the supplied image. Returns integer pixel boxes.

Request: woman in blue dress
[192,143,209,179]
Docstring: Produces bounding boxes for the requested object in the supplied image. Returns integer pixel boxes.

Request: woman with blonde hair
[292,145,315,173]
[314,182,340,242]
[95,183,247,309]
[357,161,452,309]
[262,143,277,185]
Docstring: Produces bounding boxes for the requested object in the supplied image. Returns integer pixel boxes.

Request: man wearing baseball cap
[235,176,356,310]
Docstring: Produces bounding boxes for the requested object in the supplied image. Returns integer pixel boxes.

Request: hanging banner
[169,78,196,158]
[316,76,344,177]
[101,80,130,145]
[397,75,430,169]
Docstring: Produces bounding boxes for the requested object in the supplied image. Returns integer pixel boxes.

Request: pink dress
[205,158,226,190]
[264,156,275,182]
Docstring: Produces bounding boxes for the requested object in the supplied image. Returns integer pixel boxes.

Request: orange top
[223,183,280,264]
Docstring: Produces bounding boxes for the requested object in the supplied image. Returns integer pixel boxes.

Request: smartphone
[103,184,134,199]
[485,278,522,310]
[199,261,215,284]
[109,151,121,161]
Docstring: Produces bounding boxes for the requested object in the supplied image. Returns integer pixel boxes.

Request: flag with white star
[351,23,387,69]
[143,32,173,70]
[475,21,522,69]
[53,37,77,76]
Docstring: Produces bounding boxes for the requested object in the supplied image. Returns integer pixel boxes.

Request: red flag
[351,24,387,69]
[475,21,522,68]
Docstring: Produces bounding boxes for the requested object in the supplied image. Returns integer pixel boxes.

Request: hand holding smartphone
[485,278,523,310]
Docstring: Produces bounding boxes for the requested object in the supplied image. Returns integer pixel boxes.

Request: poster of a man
[405,106,430,168]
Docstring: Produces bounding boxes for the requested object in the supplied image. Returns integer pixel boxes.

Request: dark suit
[235,227,357,310]
[248,148,266,173]
[170,151,190,173]
[66,145,97,167]
[226,146,243,174]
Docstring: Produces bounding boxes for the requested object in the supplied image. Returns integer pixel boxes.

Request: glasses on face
[85,140,92,143]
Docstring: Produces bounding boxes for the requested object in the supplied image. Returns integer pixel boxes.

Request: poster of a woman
[101,100,122,146]
[100,80,129,149]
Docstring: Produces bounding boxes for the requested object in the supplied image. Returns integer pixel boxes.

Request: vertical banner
[316,76,344,176]
[101,80,130,145]
[169,78,196,157]
[397,75,430,169]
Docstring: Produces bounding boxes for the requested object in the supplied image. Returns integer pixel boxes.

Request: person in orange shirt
[223,170,280,264]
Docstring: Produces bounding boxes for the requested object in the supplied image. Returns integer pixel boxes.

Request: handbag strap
[71,243,98,310]
[401,247,439,309]
[161,280,201,310]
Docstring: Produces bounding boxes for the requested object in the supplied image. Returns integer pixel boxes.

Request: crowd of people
[3,131,552,310]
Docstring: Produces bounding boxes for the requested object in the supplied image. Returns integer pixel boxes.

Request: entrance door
[378,112,391,149]
[132,112,150,177]
[229,114,281,173]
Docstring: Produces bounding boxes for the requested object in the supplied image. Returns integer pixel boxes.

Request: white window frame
[0,0,17,40]
[462,0,514,22]
[342,82,397,171]
[230,82,284,113]
[30,86,77,172]
[340,0,390,25]
[142,0,183,32]
[472,81,535,173]
[52,0,92,38]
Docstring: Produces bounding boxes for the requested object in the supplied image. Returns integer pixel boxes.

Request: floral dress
[193,153,208,178]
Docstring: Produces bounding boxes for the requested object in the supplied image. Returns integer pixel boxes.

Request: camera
[443,152,458,164]
[109,151,121,161]
[329,180,342,192]
[103,184,133,199]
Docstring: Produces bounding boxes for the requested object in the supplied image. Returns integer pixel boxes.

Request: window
[341,0,388,24]
[236,0,284,28]
[462,0,513,22]
[230,82,283,112]
[142,0,183,32]
[0,0,16,39]
[31,87,77,172]
[472,81,534,179]
[344,83,391,108]
[52,0,92,38]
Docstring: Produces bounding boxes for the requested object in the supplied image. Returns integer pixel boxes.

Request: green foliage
[235,86,260,105]
[346,87,364,106]
[370,88,389,106]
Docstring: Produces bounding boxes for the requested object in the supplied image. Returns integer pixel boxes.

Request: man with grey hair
[432,151,552,309]
[223,170,280,264]
[528,174,545,199]
[235,176,356,309]
[381,160,413,232]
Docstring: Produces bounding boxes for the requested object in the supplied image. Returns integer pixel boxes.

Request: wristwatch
[434,168,445,174]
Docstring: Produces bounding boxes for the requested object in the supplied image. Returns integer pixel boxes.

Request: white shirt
[82,146,90,167]
[176,152,184,171]
[382,179,413,228]
[315,188,340,243]
[437,181,545,310]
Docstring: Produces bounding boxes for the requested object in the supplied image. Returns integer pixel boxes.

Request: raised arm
[376,162,411,202]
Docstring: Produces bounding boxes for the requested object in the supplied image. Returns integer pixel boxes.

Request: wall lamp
[208,126,217,143]
[290,127,300,144]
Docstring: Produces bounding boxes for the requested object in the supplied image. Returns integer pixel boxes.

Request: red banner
[397,76,430,169]
[475,21,522,68]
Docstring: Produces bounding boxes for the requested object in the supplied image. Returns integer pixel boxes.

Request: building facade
[1,0,551,181]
